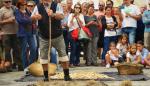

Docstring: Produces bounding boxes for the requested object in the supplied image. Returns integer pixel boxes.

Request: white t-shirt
[126,51,141,62]
[104,17,117,37]
[108,50,119,61]
[121,4,141,28]
[67,13,85,32]
[116,43,128,56]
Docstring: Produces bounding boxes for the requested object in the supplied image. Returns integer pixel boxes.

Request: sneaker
[24,67,30,76]
[69,64,75,68]
[106,64,110,68]
[74,64,80,67]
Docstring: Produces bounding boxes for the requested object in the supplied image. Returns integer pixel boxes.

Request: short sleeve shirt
[116,43,128,56]
[126,51,141,62]
[121,4,141,28]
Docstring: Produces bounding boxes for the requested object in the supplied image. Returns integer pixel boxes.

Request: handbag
[76,18,92,41]
[71,28,79,41]
[78,27,91,41]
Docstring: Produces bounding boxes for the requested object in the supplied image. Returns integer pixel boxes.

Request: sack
[28,62,57,76]
[71,29,79,41]
[78,27,91,41]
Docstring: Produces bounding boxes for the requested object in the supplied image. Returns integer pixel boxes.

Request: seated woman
[126,44,141,64]
[105,42,121,68]
[136,40,150,67]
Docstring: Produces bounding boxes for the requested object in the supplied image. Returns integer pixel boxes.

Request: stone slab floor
[0,66,150,86]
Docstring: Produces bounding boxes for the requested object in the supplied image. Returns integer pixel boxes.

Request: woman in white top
[67,3,85,67]
[101,6,118,64]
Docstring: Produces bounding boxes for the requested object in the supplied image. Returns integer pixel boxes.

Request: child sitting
[126,43,141,64]
[137,41,150,67]
[105,42,121,68]
[116,34,129,62]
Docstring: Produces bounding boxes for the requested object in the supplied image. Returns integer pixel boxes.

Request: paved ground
[0,66,150,86]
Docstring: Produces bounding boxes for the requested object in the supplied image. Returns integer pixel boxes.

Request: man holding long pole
[32,0,71,81]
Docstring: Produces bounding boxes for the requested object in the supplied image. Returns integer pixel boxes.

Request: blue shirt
[61,13,69,29]
[15,9,33,37]
[140,48,149,60]
[142,10,150,32]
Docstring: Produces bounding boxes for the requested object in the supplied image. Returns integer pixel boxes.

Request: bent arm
[54,3,64,20]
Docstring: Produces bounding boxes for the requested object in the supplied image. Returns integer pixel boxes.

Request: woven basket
[116,63,144,75]
[28,62,57,77]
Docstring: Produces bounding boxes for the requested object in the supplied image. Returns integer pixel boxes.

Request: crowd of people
[0,0,150,81]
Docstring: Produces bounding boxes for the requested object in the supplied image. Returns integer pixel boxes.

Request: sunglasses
[75,7,80,9]
[27,5,34,7]
[106,4,111,5]
[4,1,11,3]
[99,5,104,6]
[20,3,27,6]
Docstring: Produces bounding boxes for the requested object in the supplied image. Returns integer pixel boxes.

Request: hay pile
[120,80,132,86]
[31,80,108,86]
[50,71,113,80]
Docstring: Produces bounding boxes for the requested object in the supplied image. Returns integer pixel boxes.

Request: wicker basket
[116,63,144,75]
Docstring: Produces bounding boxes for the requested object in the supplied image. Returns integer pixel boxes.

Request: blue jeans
[19,35,37,69]
[122,27,136,44]
[68,32,80,65]
[63,29,69,54]
[101,36,118,60]
[50,47,57,64]
[34,31,40,60]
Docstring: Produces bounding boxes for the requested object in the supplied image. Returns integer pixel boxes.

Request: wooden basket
[116,63,144,75]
